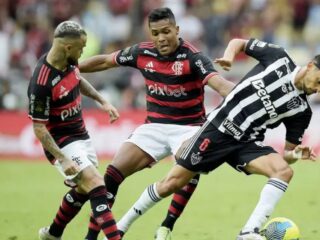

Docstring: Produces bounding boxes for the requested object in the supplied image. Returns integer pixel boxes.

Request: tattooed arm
[80,76,119,123]
[33,122,79,175]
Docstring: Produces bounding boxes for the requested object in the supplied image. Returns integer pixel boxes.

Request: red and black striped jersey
[28,55,89,161]
[113,38,219,125]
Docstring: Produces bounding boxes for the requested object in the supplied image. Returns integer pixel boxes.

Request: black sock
[49,189,88,237]
[104,165,124,208]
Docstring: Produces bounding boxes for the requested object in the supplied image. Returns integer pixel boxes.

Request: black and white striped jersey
[208,38,312,144]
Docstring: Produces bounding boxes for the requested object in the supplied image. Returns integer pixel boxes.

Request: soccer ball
[261,217,300,240]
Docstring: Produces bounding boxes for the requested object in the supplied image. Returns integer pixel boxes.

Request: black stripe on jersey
[147,102,204,116]
[146,88,203,102]
[143,72,198,85]
[146,115,205,125]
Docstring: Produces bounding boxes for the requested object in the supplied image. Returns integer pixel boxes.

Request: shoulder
[181,40,200,54]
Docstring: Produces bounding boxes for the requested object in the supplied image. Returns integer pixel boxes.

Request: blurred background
[1,0,320,159]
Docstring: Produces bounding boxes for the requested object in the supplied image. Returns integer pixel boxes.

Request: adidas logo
[144,61,155,73]
[275,70,283,78]
[60,85,66,94]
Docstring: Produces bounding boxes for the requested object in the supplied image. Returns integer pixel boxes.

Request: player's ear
[176,26,179,35]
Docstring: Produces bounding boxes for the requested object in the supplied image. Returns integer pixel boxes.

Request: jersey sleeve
[28,82,51,123]
[190,53,219,85]
[244,38,286,65]
[114,44,139,68]
[283,107,312,144]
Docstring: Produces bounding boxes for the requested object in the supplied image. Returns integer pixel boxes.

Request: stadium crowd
[1,0,320,110]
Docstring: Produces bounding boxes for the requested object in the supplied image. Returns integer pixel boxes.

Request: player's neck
[47,48,68,71]
[294,66,307,90]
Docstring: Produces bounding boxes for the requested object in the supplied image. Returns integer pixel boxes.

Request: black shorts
[176,121,277,174]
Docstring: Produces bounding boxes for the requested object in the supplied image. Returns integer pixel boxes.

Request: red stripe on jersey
[146,95,202,108]
[52,71,80,101]
[39,66,50,85]
[137,56,191,76]
[147,110,204,120]
[37,65,46,85]
[182,40,199,53]
[50,95,82,115]
[202,72,219,85]
[139,42,155,48]
[42,67,51,85]
[145,78,203,92]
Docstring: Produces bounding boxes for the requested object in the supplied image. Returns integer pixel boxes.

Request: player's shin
[104,164,125,208]
[161,174,200,230]
[49,189,89,237]
[241,178,288,232]
[89,186,122,240]
[117,183,162,233]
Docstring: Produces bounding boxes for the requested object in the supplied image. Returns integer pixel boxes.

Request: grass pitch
[1,159,319,240]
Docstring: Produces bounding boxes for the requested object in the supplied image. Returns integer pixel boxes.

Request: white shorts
[54,139,98,181]
[125,123,200,161]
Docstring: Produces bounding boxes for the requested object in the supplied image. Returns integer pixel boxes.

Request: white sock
[242,178,288,232]
[117,183,162,232]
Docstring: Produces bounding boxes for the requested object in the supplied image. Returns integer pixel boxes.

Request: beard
[67,57,78,66]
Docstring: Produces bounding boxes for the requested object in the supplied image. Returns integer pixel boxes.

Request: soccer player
[115,38,319,240]
[27,21,122,240]
[79,7,234,240]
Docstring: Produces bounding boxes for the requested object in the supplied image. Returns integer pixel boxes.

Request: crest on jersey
[172,61,184,75]
[191,152,202,165]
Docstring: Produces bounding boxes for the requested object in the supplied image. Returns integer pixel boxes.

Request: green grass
[1,160,319,240]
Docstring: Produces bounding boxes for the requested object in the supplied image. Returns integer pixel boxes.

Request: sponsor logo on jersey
[249,39,266,50]
[52,75,61,86]
[195,59,207,74]
[119,55,133,63]
[251,79,278,119]
[143,50,158,57]
[144,61,155,73]
[148,83,187,97]
[60,102,81,121]
[191,152,202,165]
[222,119,244,138]
[172,61,184,75]
[176,53,187,59]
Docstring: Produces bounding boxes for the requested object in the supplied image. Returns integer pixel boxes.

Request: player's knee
[158,178,183,198]
[276,165,293,182]
[78,169,105,193]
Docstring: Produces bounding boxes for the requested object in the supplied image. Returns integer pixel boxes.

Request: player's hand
[61,157,80,176]
[213,58,233,71]
[293,145,317,161]
[100,101,120,123]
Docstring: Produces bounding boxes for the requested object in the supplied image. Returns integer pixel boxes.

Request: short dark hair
[54,21,86,38]
[313,55,320,69]
[148,7,176,25]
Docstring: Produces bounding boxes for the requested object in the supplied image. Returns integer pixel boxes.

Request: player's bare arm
[80,76,119,123]
[207,74,235,97]
[214,38,248,71]
[33,122,79,175]
[79,53,117,72]
[283,141,316,164]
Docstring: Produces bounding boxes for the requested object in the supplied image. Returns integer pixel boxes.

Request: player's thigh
[111,142,154,177]
[240,144,290,177]
[55,140,98,181]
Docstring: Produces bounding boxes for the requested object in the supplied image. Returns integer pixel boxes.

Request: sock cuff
[106,165,125,183]
[148,183,162,202]
[89,185,107,198]
[267,178,288,192]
